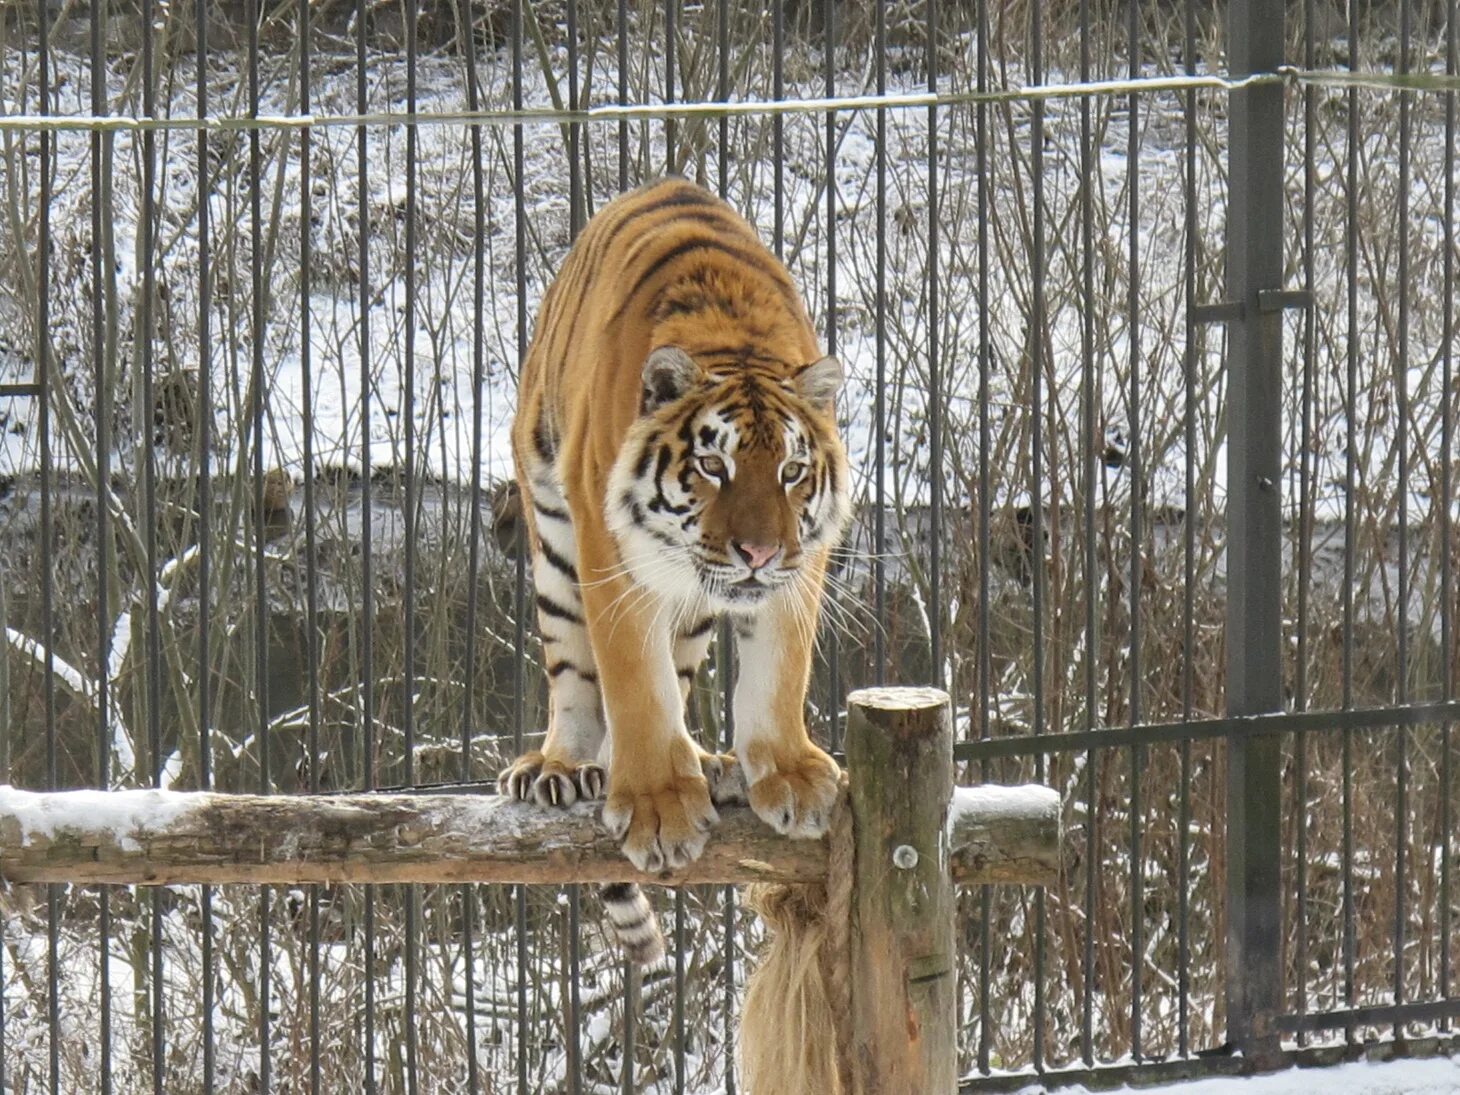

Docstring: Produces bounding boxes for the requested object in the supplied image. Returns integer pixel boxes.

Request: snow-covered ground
[1016,1056,1460,1095]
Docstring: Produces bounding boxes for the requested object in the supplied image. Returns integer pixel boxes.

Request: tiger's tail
[601,882,664,965]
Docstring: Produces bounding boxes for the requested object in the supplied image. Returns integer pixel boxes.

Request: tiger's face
[605,347,851,614]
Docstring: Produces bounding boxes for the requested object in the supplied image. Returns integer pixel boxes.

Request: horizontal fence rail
[0,781,1061,887]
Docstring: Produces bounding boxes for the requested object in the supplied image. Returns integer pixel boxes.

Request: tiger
[498,176,852,964]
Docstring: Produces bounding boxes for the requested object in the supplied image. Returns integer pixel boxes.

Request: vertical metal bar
[622,966,638,1095]
[1225,0,1287,1059]
[1180,0,1197,1057]
[246,1,271,1085]
[1293,0,1317,1044]
[460,0,486,1083]
[564,12,585,1086]
[1441,0,1457,1034]
[1078,0,1097,1067]
[716,16,736,1091]
[89,0,114,1080]
[824,0,840,750]
[139,0,165,1080]
[975,0,992,1073]
[1126,0,1145,1061]
[1028,0,1047,1071]
[664,0,676,170]
[511,1,530,1089]
[672,887,685,1095]
[772,0,784,253]
[873,0,887,678]
[717,0,729,188]
[404,0,421,1080]
[1393,0,1413,1035]
[568,0,582,233]
[1341,0,1360,1037]
[354,0,378,1079]
[721,627,737,1095]
[298,0,324,1088]
[193,0,216,1079]
[617,0,628,188]
[36,0,60,1071]
[926,0,942,683]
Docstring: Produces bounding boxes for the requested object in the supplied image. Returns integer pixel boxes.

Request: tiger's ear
[641,346,702,413]
[794,355,843,410]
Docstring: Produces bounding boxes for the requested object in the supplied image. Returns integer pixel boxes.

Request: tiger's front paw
[742,741,842,839]
[499,752,606,807]
[700,751,748,806]
[603,743,719,872]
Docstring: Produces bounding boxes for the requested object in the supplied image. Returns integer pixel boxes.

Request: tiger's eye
[697,454,727,480]
[781,461,806,485]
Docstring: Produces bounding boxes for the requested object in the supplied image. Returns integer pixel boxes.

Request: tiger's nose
[732,540,782,571]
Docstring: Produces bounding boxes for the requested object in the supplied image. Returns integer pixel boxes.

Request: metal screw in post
[892,844,919,870]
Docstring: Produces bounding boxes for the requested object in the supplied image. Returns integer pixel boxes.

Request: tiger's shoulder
[519,179,820,472]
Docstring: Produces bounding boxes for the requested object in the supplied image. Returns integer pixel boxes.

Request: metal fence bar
[1443,0,1458,1034]
[192,0,216,1080]
[296,1,325,1089]
[974,0,994,1070]
[245,1,274,1084]
[1077,0,1098,1068]
[1340,0,1361,1042]
[22,69,1460,136]
[1280,999,1460,1034]
[140,0,166,1073]
[88,0,114,1083]
[510,0,530,1087]
[1292,0,1318,1045]
[873,0,887,681]
[926,0,942,686]
[823,0,841,754]
[41,0,60,1050]
[354,0,379,1080]
[1027,0,1049,1071]
[958,701,1460,760]
[404,0,423,1080]
[564,7,588,1090]
[1179,0,1198,1057]
[1394,0,1414,1040]
[459,2,486,1085]
[1125,0,1145,1061]
[1225,0,1287,1059]
[715,11,737,1093]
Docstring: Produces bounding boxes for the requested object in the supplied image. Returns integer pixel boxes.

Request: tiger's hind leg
[498,448,607,808]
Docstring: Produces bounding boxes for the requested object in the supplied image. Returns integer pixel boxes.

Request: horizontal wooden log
[0,783,1060,888]
[948,784,1062,887]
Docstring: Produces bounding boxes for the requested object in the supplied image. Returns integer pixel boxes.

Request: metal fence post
[1225,0,1287,1062]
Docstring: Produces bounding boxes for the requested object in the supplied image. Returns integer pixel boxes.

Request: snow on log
[0,783,1060,888]
[947,784,1062,886]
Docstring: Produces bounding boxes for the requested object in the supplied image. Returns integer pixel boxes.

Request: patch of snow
[949,783,1060,831]
[1012,1055,1460,1095]
[0,785,200,852]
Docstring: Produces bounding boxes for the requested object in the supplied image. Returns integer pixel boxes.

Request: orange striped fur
[500,177,851,958]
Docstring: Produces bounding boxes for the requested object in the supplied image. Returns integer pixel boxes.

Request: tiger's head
[605,346,852,614]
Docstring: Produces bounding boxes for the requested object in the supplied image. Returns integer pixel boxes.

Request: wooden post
[844,686,956,1095]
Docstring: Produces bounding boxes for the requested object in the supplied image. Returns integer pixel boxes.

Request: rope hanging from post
[738,780,855,1095]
